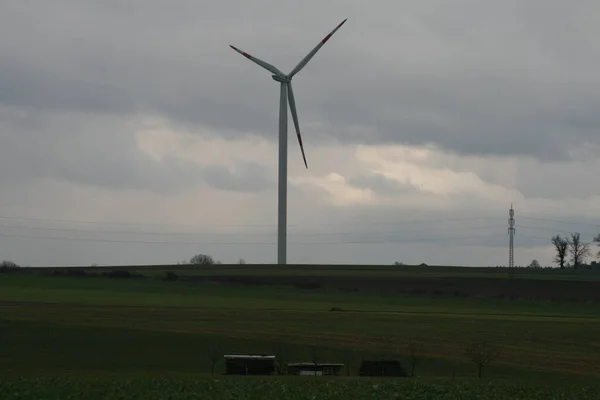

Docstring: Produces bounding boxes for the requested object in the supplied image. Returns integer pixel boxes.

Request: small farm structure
[286,362,344,376]
[223,355,276,375]
[358,360,408,377]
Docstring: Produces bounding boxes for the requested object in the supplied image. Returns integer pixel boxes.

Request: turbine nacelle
[271,74,289,83]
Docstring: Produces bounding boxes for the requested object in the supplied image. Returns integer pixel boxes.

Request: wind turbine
[230,19,347,265]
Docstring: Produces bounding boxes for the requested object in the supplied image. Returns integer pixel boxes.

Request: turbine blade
[229,45,283,76]
[287,82,308,169]
[288,19,347,78]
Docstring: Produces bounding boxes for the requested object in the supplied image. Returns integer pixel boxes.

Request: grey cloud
[203,162,275,192]
[0,107,204,194]
[2,1,600,161]
[514,160,600,200]
[2,0,600,268]
[401,151,600,201]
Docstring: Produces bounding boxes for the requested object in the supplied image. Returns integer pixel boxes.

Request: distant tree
[189,254,215,265]
[551,235,569,269]
[407,338,424,377]
[1,260,19,268]
[238,258,246,265]
[528,259,541,269]
[393,261,404,266]
[465,341,502,379]
[568,233,590,269]
[0,260,19,273]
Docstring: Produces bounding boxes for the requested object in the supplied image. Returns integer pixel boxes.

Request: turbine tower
[230,19,347,265]
[508,203,515,271]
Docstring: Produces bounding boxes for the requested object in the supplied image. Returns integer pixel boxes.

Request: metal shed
[286,362,344,376]
[223,354,276,375]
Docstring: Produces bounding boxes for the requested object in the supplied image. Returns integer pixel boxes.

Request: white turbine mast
[230,19,347,265]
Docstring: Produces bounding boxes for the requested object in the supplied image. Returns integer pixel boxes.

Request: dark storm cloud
[2,0,600,162]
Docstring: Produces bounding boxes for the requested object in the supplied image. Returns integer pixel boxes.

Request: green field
[1,264,600,398]
[2,378,600,400]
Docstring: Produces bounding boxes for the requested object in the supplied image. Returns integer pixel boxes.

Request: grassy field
[1,264,600,398]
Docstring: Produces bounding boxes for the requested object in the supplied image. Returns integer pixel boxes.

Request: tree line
[178,254,246,266]
[551,233,600,269]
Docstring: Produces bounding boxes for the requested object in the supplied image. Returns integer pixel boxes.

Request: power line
[2,213,598,232]
[518,234,549,241]
[0,214,558,247]
[0,222,507,238]
[0,215,278,229]
[517,224,598,237]
[0,220,588,238]
[520,216,600,229]
[0,230,549,246]
[0,214,501,229]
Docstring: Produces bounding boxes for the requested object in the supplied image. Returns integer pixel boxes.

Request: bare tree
[1,260,19,267]
[238,258,246,265]
[568,233,590,269]
[311,347,319,378]
[407,339,424,377]
[465,341,502,379]
[551,235,569,269]
[209,346,221,376]
[528,259,541,269]
[190,254,215,265]
[341,350,353,376]
[594,234,600,259]
[272,345,288,375]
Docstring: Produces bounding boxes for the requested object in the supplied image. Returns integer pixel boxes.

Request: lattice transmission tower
[508,203,515,270]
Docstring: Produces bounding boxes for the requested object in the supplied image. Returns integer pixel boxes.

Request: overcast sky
[1,0,600,267]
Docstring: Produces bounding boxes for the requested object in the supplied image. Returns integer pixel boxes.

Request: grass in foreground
[1,377,600,400]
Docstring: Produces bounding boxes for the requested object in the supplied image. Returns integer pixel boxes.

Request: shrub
[0,260,20,273]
